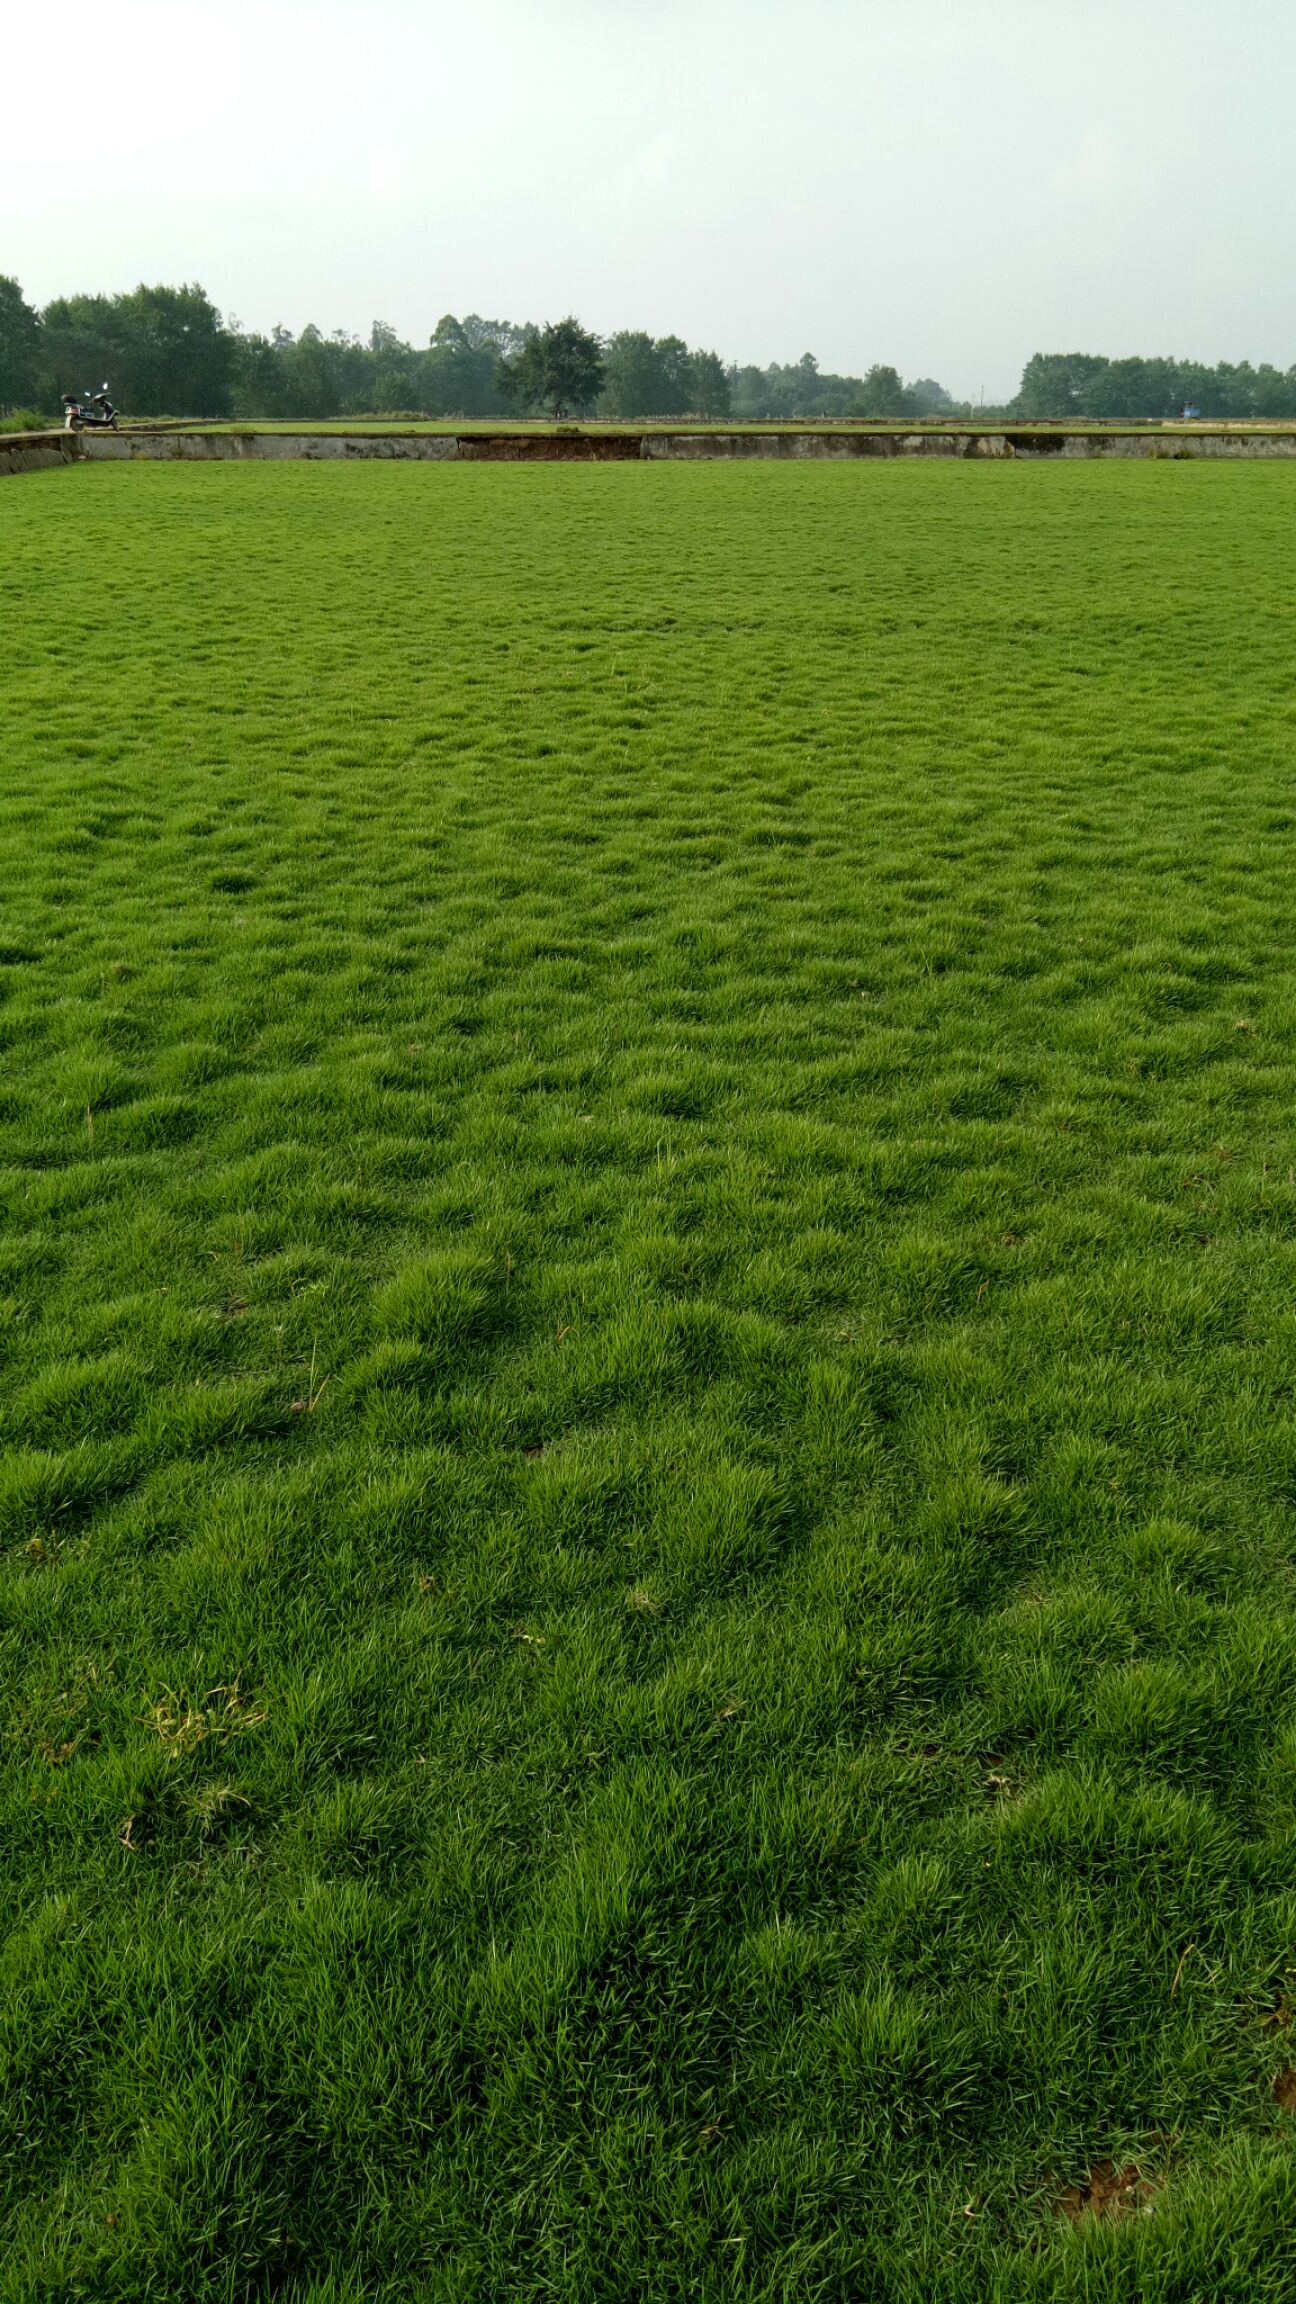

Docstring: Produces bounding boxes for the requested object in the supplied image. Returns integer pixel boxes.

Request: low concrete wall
[1024,430,1296,460]
[84,430,458,462]
[80,431,642,463]
[642,432,1009,460]
[643,430,1296,461]
[78,426,1296,463]
[0,430,83,478]
[6,424,1296,476]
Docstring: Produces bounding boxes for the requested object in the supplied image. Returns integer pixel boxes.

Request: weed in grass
[4,461,1296,2298]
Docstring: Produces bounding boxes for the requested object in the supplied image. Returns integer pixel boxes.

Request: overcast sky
[5,0,1292,398]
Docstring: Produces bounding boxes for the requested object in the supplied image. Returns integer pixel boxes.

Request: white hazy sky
[5,0,1292,399]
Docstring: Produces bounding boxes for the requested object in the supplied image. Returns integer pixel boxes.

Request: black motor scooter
[62,385,119,433]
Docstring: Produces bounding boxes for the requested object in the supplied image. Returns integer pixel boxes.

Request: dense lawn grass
[4,461,1296,2299]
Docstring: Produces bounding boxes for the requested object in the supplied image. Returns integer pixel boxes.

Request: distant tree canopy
[601,332,725,420]
[0,275,42,407]
[1016,351,1296,420]
[5,275,1296,426]
[37,283,232,416]
[0,275,960,423]
[497,317,605,419]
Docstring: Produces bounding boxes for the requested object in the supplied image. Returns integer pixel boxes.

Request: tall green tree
[498,316,604,418]
[1251,364,1296,417]
[728,364,771,418]
[117,283,232,414]
[0,276,43,411]
[365,320,419,412]
[689,349,731,419]
[654,335,694,415]
[1014,353,1110,419]
[41,282,232,416]
[599,332,704,418]
[275,325,374,419]
[849,364,915,418]
[230,332,288,419]
[909,376,955,416]
[419,315,516,417]
[600,331,664,418]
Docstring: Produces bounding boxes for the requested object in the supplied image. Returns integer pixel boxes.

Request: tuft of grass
[5,459,1296,2297]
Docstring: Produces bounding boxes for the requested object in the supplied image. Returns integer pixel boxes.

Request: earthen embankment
[6,424,1296,476]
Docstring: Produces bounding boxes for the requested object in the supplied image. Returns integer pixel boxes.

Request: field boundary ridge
[7,424,1296,476]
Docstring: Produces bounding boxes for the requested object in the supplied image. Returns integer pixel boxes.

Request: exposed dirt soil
[1057,2161,1159,2224]
[455,434,644,461]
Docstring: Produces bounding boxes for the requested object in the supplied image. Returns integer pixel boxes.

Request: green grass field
[5,460,1296,2300]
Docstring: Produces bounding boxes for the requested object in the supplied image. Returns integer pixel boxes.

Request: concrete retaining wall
[0,431,84,478]
[6,425,1296,477]
[85,430,459,462]
[645,429,1296,461]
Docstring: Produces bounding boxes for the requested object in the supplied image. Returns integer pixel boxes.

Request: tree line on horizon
[1015,350,1296,421]
[0,277,955,422]
[4,275,1296,424]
